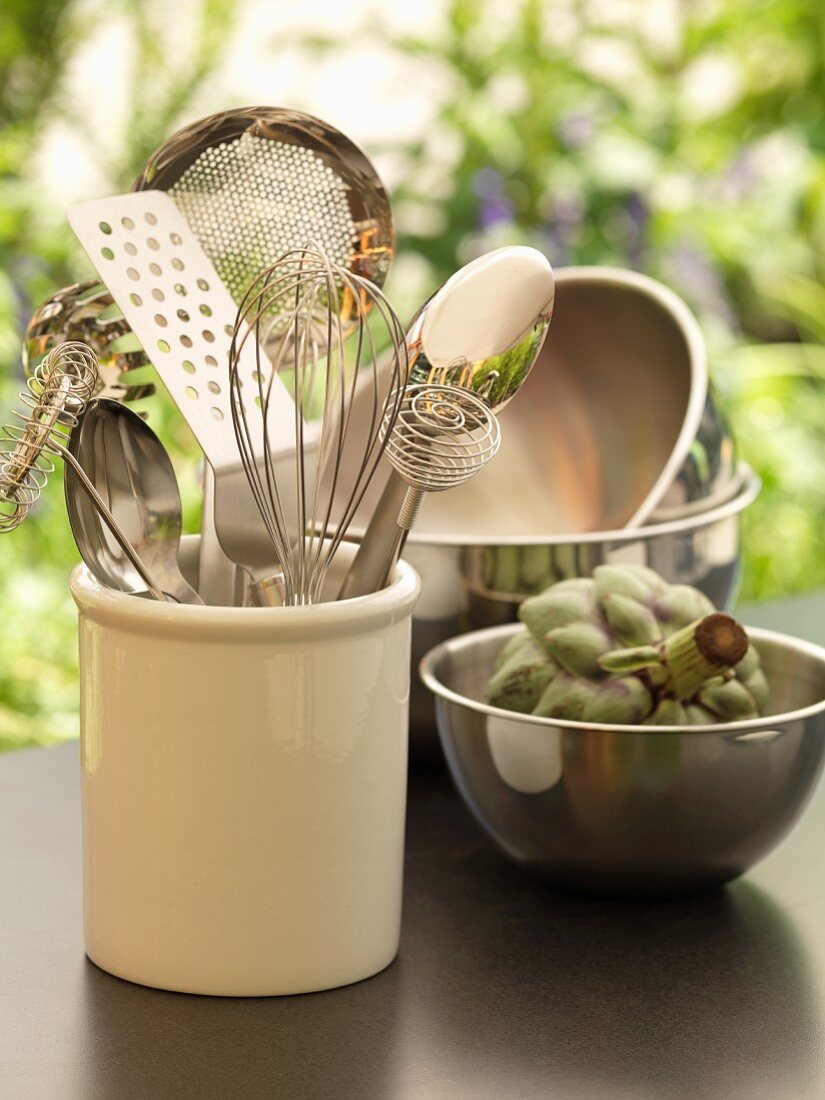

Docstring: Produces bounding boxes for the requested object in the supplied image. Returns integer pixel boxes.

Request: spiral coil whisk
[0,343,98,532]
[384,384,501,537]
[228,243,408,605]
[0,340,168,601]
[351,383,501,594]
[383,384,502,505]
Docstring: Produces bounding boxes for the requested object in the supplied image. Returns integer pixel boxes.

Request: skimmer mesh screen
[168,134,358,304]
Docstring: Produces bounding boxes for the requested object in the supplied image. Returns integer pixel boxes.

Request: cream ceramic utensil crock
[72,540,419,996]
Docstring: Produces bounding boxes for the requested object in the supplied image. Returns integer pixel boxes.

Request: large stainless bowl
[420,624,825,897]
[353,266,737,542]
[405,466,759,749]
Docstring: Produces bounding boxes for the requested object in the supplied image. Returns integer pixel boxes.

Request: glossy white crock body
[71,543,420,996]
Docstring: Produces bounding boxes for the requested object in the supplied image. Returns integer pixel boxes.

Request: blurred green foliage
[0,0,823,748]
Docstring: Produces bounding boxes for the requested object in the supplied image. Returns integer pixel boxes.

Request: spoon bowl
[65,399,201,604]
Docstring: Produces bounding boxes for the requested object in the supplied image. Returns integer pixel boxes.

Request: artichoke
[486,564,768,725]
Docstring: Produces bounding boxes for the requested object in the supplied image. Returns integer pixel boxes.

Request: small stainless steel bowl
[404,465,758,752]
[420,624,825,897]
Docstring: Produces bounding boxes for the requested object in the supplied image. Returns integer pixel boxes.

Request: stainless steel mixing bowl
[351,265,737,540]
[420,624,825,897]
[404,465,759,749]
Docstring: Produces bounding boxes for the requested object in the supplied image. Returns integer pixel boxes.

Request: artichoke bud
[644,698,687,726]
[698,678,760,721]
[533,672,600,721]
[593,564,654,604]
[740,668,769,712]
[487,645,558,714]
[543,621,611,677]
[685,704,716,725]
[645,662,670,686]
[601,592,662,647]
[735,644,760,680]
[486,567,768,728]
[622,563,670,595]
[519,587,595,641]
[493,628,542,673]
[550,577,595,594]
[581,676,653,724]
[652,585,716,635]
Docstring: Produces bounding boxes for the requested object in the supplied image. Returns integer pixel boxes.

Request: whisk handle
[58,444,169,603]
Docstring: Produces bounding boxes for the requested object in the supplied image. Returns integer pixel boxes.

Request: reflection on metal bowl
[420,623,825,897]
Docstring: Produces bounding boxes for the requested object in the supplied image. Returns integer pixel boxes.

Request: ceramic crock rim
[71,553,421,640]
[419,623,825,736]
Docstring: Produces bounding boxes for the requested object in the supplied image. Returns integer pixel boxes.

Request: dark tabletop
[2,595,825,1100]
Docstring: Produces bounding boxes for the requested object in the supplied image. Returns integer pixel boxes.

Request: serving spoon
[65,399,202,604]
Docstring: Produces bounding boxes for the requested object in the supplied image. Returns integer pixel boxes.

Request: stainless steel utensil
[69,190,298,598]
[339,246,555,600]
[539,265,734,526]
[65,399,202,604]
[359,384,501,594]
[133,106,396,605]
[420,622,825,897]
[0,343,166,601]
[228,243,408,606]
[23,281,153,404]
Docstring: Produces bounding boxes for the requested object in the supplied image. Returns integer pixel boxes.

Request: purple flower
[556,111,596,151]
[662,242,738,331]
[472,169,514,231]
[541,193,585,265]
[624,191,650,266]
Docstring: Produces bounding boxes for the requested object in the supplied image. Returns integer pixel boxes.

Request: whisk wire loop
[228,242,408,605]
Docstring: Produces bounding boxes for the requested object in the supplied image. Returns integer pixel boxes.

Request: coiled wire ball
[381,383,501,495]
[0,342,98,532]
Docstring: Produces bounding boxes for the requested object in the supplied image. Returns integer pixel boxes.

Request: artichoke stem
[664,614,748,701]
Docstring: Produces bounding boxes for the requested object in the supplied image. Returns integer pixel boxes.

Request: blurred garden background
[1,0,824,749]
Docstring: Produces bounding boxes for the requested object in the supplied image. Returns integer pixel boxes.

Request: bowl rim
[419,623,825,735]
[548,265,710,529]
[396,462,759,548]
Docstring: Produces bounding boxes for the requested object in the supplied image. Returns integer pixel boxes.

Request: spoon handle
[59,445,170,603]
